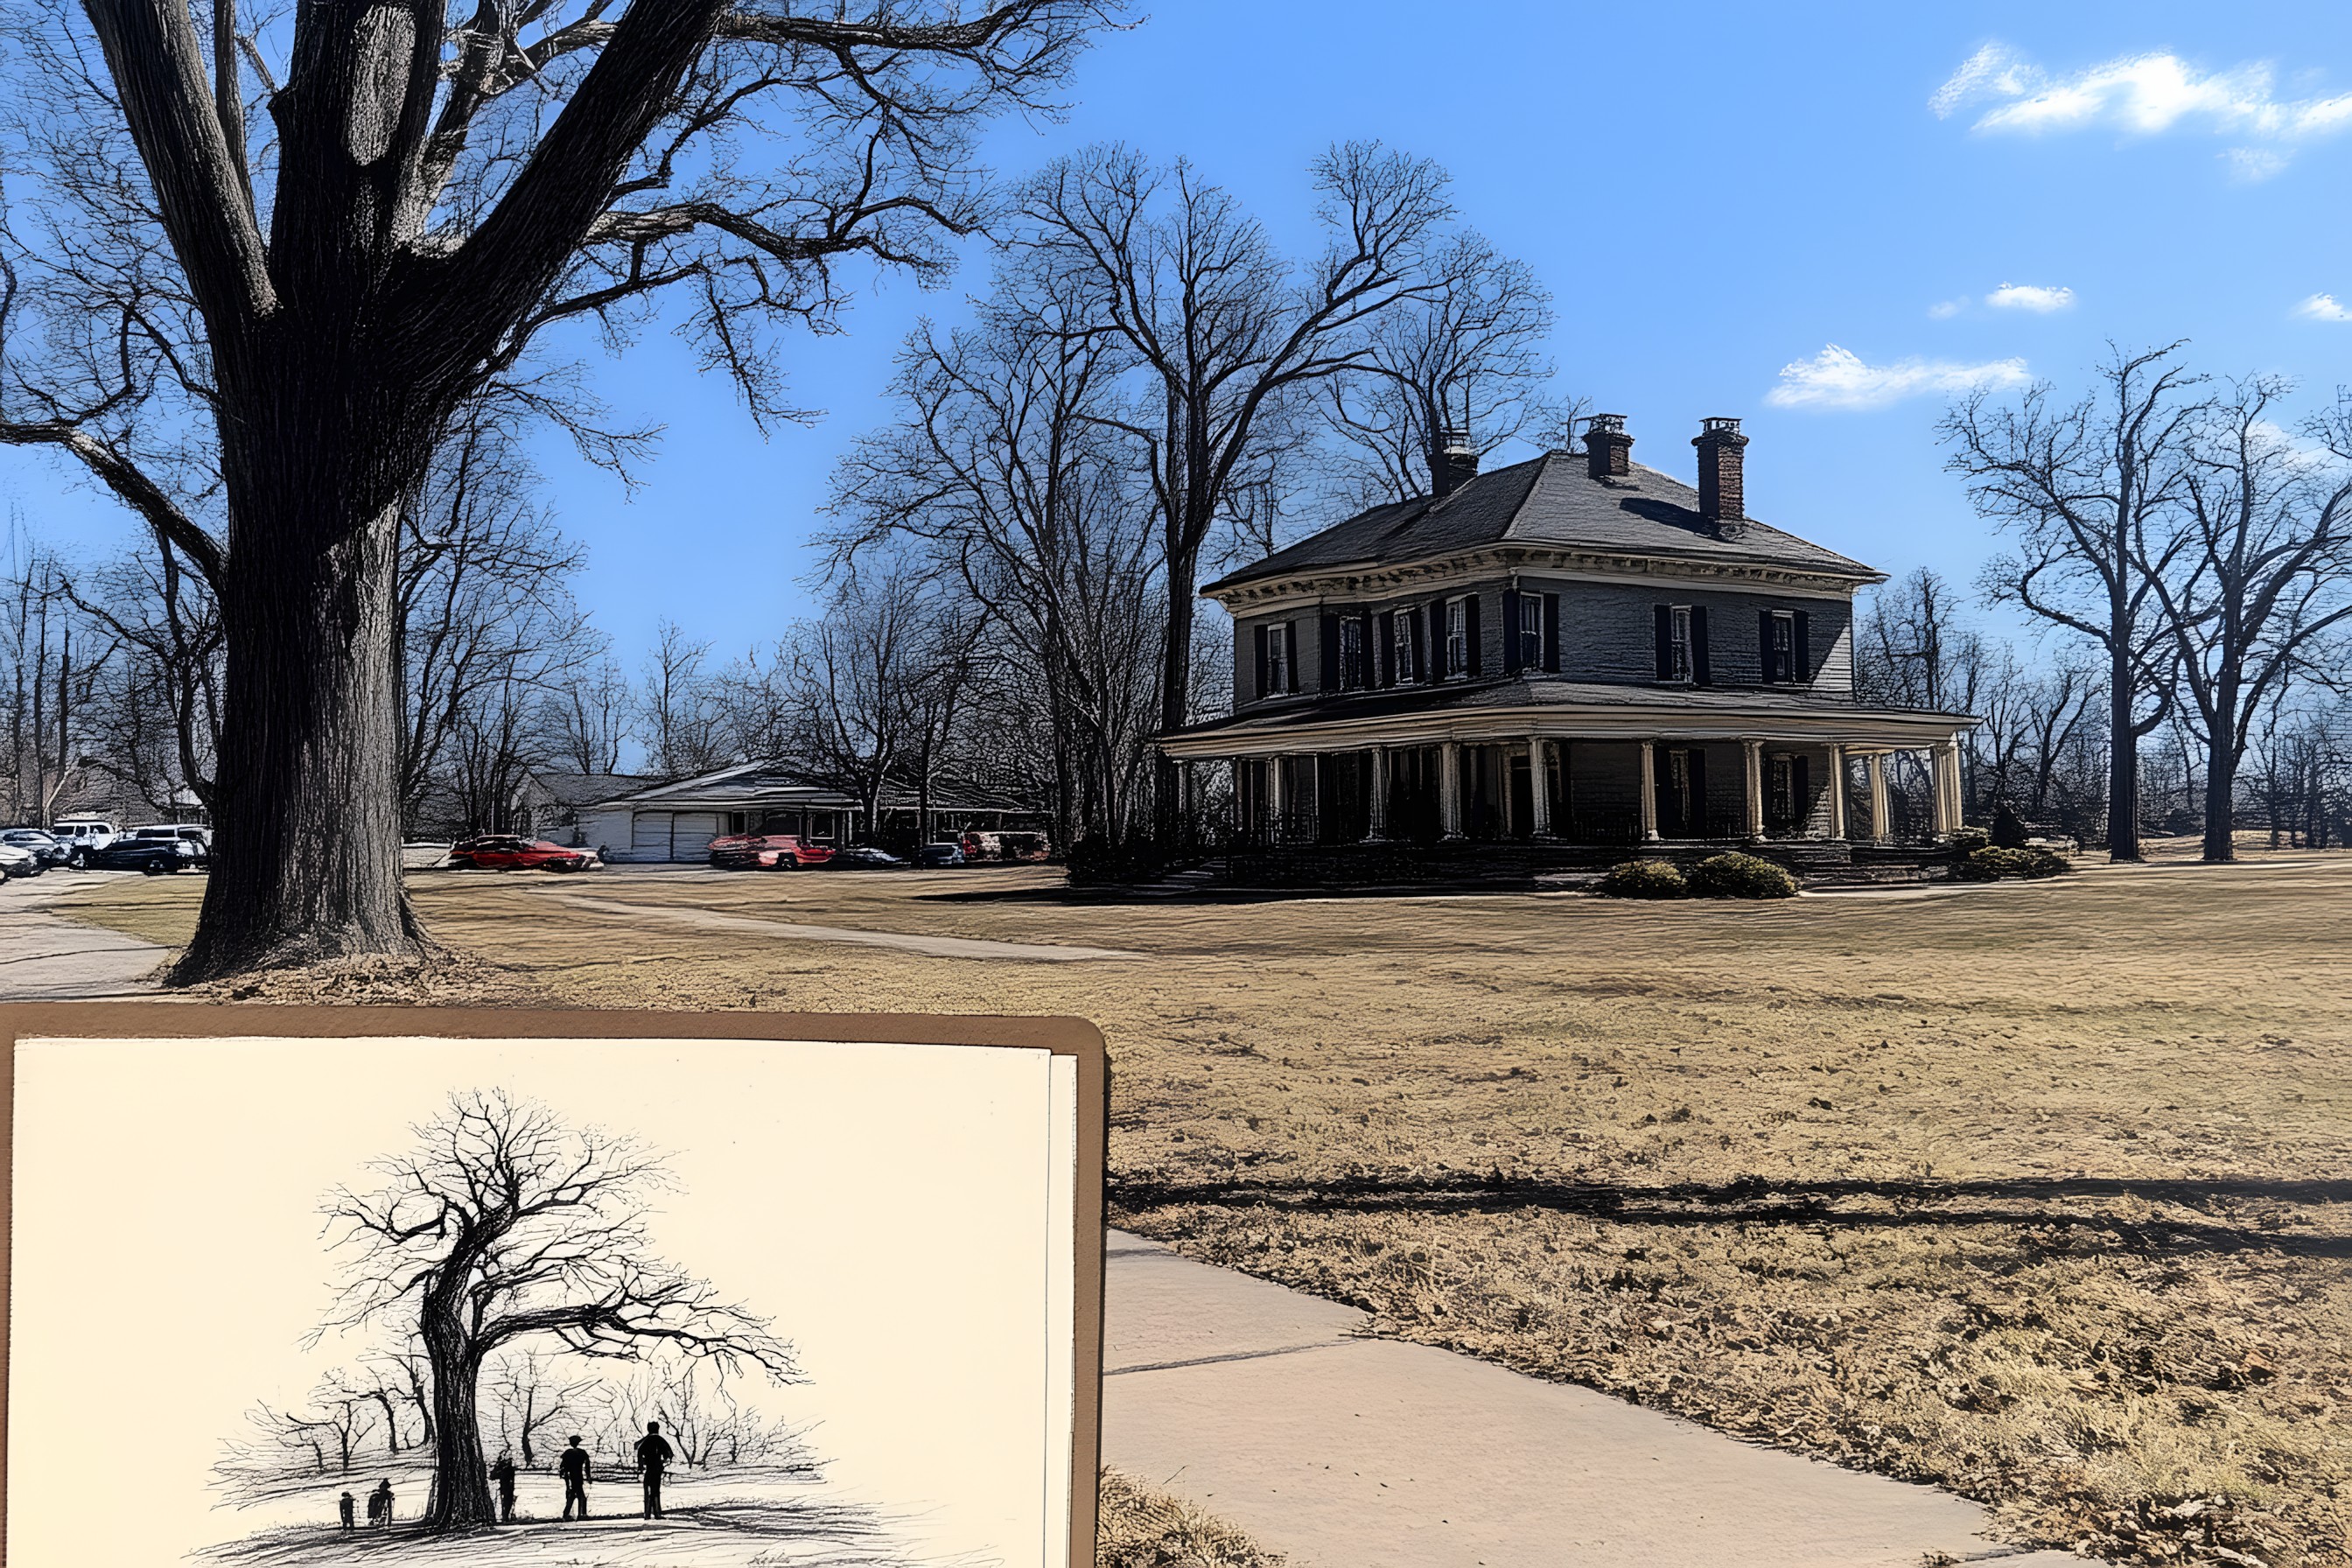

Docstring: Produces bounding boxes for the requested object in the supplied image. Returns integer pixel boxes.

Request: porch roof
[1158,676,1975,758]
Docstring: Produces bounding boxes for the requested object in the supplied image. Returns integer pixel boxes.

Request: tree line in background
[15,336,2347,865]
[2,7,2348,995]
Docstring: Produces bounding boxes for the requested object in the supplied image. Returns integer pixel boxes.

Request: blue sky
[10,1,2352,669]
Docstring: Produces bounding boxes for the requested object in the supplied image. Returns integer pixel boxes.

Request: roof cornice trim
[1208,544,1882,612]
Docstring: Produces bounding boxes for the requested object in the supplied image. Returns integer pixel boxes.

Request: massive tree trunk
[178,482,428,979]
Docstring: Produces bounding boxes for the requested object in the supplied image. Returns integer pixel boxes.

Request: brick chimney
[1434,428,1478,497]
[1693,416,1747,528]
[1585,413,1633,480]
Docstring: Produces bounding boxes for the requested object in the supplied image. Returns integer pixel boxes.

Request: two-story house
[1158,415,1975,858]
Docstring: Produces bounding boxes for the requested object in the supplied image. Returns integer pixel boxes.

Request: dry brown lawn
[58,843,2352,1566]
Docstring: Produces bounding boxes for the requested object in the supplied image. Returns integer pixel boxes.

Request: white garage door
[669,812,723,860]
[630,812,673,861]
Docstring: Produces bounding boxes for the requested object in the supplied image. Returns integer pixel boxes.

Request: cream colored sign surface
[9,1035,1079,1568]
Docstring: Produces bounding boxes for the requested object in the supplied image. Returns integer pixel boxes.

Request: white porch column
[1439,739,1465,839]
[1365,746,1390,842]
[1743,738,1768,839]
[1931,741,1961,840]
[1528,737,1553,838]
[1865,752,1891,844]
[1826,745,1848,841]
[1264,753,1285,844]
[1638,740,1661,842]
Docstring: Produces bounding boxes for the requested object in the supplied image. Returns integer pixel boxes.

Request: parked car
[961,830,1053,864]
[0,828,72,869]
[128,824,212,863]
[447,836,599,872]
[0,841,42,878]
[826,844,907,870]
[913,841,966,867]
[52,816,119,864]
[81,835,201,874]
[706,831,836,871]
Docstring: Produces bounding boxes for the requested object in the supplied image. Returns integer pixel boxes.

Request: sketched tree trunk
[324,1091,799,1533]
[1942,344,2205,860]
[0,1,1119,980]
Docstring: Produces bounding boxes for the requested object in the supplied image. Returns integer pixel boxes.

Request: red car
[706,832,836,871]
[448,835,598,872]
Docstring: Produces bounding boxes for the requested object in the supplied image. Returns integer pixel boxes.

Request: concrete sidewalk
[1101,1229,2082,1568]
[0,882,166,998]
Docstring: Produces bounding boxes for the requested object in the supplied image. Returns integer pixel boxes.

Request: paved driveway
[0,877,167,998]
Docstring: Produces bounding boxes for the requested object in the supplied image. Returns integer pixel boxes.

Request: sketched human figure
[490,1451,518,1522]
[634,1421,676,1519]
[558,1436,592,1520]
[368,1479,394,1527]
[338,1492,355,1531]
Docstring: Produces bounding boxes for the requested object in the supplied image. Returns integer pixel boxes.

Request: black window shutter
[1413,609,1428,681]
[1501,588,1522,673]
[1759,609,1774,682]
[1653,605,1671,679]
[1359,614,1376,687]
[1254,624,1270,700]
[1376,611,1395,688]
[1793,610,1812,682]
[1320,612,1340,690]
[1692,605,1712,685]
[1286,624,1300,692]
[1794,754,1811,821]
[1465,595,1482,676]
[1687,746,1710,836]
[1543,593,1561,672]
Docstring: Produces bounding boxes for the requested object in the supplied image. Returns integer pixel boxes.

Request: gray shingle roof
[1205,451,1881,593]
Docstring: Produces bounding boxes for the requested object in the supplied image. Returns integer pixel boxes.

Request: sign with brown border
[0,1004,1107,1568]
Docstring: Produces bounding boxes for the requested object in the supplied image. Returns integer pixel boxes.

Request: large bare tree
[1942,345,2205,860]
[325,1089,797,1533]
[829,276,1161,847]
[2149,379,2352,862]
[1015,141,1453,844]
[0,0,1117,979]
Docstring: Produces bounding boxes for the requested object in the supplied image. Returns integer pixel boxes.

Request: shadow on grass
[1111,1172,2352,1257]
[206,1498,927,1567]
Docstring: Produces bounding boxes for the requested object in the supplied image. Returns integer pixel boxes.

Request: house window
[1516,593,1543,670]
[1667,606,1694,683]
[1666,748,1694,835]
[1264,622,1292,695]
[1445,598,1469,678]
[1768,755,1795,824]
[1338,617,1366,690]
[1393,611,1418,683]
[1766,611,1796,683]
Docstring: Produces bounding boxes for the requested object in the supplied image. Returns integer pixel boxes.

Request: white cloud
[1986,282,2075,312]
[1931,44,2352,177]
[1766,345,2033,411]
[2296,292,2352,322]
[1927,297,1969,320]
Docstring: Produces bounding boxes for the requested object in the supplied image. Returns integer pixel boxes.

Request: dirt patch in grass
[51,847,2352,1564]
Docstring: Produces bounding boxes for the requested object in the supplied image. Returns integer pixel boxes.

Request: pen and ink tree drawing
[312,1088,801,1535]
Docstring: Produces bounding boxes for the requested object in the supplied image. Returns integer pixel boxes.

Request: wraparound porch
[1159,696,1975,851]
